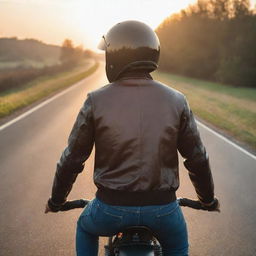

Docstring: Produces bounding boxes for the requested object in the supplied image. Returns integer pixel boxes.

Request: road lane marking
[0,78,87,132]
[197,121,256,160]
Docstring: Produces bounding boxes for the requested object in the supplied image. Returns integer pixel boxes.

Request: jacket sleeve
[50,94,94,205]
[177,97,214,204]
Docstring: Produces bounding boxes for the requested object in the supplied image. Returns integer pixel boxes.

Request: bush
[0,64,67,93]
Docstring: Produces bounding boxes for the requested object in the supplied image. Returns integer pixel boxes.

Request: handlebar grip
[60,199,90,211]
[178,198,204,210]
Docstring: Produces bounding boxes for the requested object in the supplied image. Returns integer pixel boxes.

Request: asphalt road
[0,63,255,256]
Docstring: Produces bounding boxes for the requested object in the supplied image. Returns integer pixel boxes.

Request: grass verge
[153,71,256,151]
[0,60,99,119]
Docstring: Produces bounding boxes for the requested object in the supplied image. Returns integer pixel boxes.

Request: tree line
[156,0,256,87]
[0,38,93,93]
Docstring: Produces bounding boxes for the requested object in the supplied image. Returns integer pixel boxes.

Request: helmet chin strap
[115,61,158,80]
[125,61,158,70]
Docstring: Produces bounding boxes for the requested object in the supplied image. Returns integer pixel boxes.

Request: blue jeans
[76,198,188,256]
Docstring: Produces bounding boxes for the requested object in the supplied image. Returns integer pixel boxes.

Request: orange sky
[0,0,255,50]
[0,0,197,50]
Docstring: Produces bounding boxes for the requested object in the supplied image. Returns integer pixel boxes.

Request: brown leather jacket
[50,72,214,206]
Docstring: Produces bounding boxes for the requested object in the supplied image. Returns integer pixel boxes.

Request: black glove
[200,197,220,212]
[45,198,65,213]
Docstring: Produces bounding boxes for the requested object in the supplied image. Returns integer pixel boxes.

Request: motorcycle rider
[45,20,219,256]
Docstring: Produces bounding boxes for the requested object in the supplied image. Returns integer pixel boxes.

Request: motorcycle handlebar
[59,198,208,211]
[177,198,205,210]
[59,199,90,211]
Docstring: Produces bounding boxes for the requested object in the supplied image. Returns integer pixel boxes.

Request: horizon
[1,0,255,50]
[0,0,203,50]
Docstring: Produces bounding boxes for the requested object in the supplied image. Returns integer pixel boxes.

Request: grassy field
[153,71,256,151]
[0,60,99,119]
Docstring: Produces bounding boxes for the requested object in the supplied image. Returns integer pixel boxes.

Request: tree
[156,0,255,87]
[60,39,75,65]
[60,39,84,66]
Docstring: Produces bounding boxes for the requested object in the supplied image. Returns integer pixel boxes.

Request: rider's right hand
[200,197,220,212]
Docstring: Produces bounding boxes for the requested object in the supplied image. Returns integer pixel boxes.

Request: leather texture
[50,72,214,206]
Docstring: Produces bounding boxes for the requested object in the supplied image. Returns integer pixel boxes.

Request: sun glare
[0,0,207,50]
[69,0,197,50]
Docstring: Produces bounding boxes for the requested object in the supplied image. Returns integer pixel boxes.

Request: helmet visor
[97,35,108,50]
